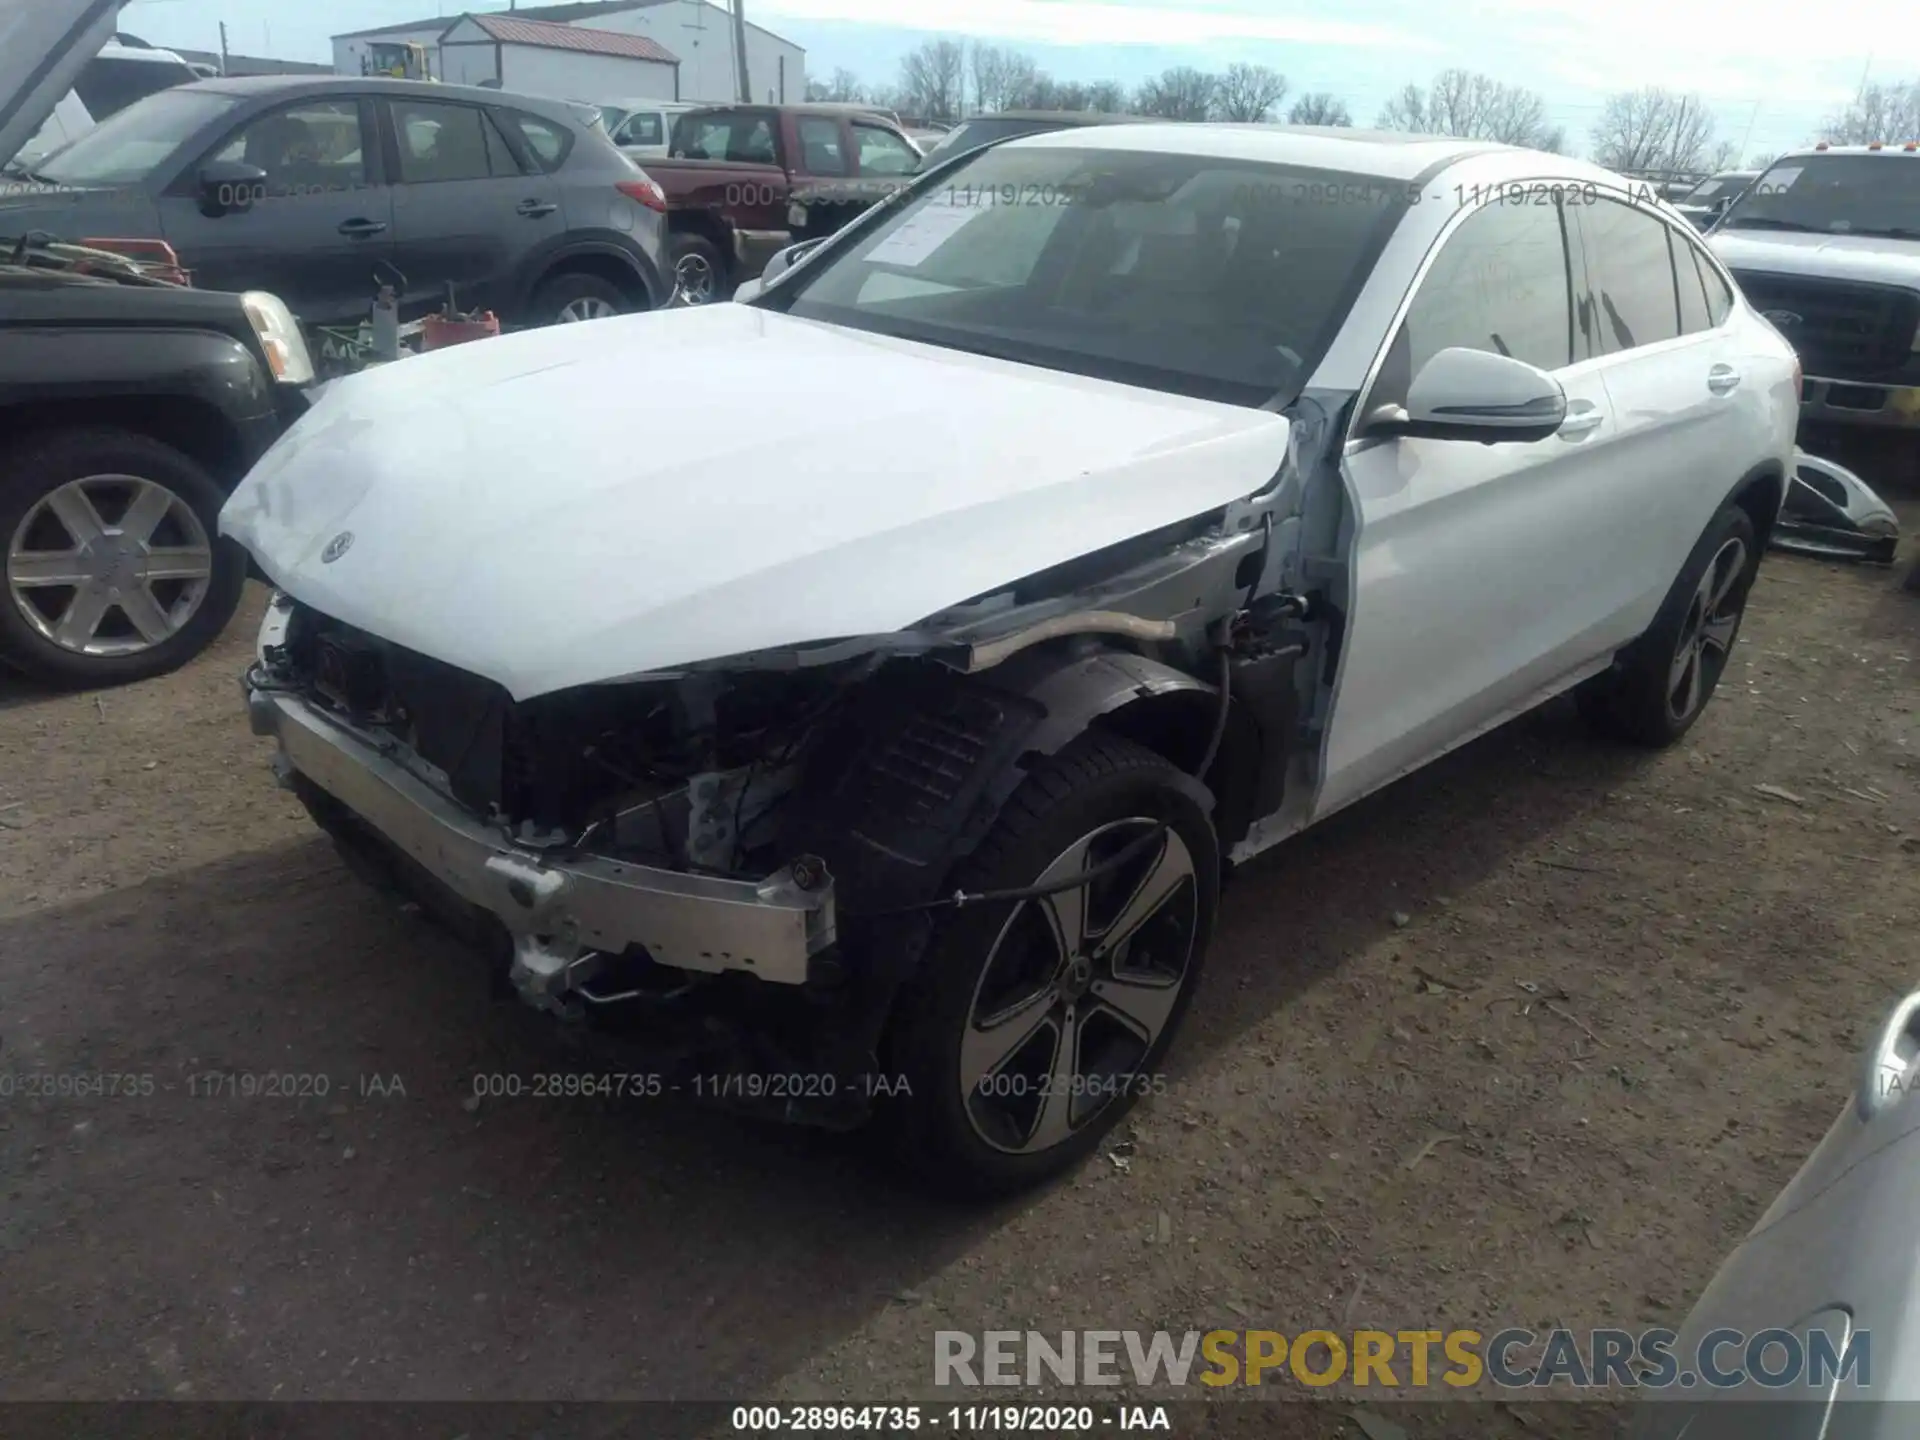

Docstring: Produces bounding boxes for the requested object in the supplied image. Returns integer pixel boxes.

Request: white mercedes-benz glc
[222,123,1800,1194]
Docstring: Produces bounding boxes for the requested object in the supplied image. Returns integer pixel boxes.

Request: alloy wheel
[674,253,716,306]
[6,475,213,657]
[1667,535,1749,722]
[557,296,619,323]
[960,818,1199,1156]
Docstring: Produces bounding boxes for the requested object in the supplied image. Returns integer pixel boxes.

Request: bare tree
[1821,79,1920,144]
[1134,67,1218,121]
[1085,80,1129,113]
[1747,150,1780,168]
[1589,88,1719,173]
[1377,68,1561,150]
[1704,137,1741,171]
[1288,92,1352,127]
[805,67,865,104]
[1213,62,1287,122]
[898,38,966,124]
[970,43,1038,114]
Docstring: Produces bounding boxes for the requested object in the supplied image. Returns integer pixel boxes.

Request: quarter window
[504,110,574,172]
[1580,197,1683,352]
[1401,199,1575,376]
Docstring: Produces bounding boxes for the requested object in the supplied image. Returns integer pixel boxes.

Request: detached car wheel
[883,734,1219,1197]
[669,235,727,306]
[531,272,631,325]
[0,428,246,688]
[1579,503,1759,747]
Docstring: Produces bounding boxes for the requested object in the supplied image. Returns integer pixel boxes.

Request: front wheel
[530,271,633,326]
[881,733,1219,1197]
[1579,503,1759,746]
[0,428,246,688]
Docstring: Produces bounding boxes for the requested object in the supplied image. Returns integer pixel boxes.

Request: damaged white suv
[225,125,1799,1193]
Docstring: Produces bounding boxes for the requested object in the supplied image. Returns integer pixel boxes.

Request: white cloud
[753,0,1428,51]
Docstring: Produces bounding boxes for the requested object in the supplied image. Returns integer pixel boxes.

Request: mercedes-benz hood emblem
[321,531,354,563]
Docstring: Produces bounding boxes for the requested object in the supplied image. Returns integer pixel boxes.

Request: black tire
[529,271,633,326]
[880,732,1219,1198]
[669,234,729,307]
[1578,503,1759,747]
[0,427,246,689]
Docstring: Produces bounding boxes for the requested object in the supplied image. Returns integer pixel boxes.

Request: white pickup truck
[1709,144,1920,434]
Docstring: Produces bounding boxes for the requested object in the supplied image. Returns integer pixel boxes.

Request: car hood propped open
[221,303,1291,700]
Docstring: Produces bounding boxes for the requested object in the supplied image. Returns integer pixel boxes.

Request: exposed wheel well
[1729,462,1787,553]
[531,253,654,311]
[0,397,245,489]
[1091,688,1266,848]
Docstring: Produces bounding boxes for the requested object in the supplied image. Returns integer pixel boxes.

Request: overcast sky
[122,0,1907,160]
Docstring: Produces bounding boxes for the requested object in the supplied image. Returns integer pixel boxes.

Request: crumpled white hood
[222,304,1290,699]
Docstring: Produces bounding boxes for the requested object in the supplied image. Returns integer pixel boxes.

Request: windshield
[771,144,1406,407]
[1720,155,1920,237]
[919,118,1041,167]
[36,88,238,188]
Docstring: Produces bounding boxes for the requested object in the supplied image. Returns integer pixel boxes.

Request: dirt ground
[0,479,1915,1436]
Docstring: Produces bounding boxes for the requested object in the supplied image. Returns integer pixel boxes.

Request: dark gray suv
[2,75,669,327]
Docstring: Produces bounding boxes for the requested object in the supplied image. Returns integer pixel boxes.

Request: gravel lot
[1,483,1915,1435]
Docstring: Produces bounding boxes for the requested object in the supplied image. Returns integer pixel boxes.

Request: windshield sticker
[866,198,987,267]
[1758,166,1802,195]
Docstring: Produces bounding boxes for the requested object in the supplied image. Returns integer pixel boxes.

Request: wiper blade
[1723,217,1822,233]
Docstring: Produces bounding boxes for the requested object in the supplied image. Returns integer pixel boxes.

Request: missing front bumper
[245,669,837,1010]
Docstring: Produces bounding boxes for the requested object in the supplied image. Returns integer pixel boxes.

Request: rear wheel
[1579,503,1759,746]
[882,734,1218,1197]
[0,428,245,688]
[669,234,728,306]
[530,271,632,326]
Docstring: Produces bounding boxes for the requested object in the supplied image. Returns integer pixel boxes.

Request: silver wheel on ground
[673,250,718,306]
[960,818,1199,1156]
[1667,535,1748,724]
[7,474,213,658]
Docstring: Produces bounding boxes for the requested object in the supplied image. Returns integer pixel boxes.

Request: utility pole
[218,20,229,74]
[731,0,750,102]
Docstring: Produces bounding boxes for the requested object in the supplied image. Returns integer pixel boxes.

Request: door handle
[1707,364,1742,395]
[337,218,388,238]
[516,200,559,218]
[1557,404,1604,440]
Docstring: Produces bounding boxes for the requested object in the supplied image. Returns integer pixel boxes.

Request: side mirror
[761,236,826,286]
[1365,346,1568,445]
[198,160,269,218]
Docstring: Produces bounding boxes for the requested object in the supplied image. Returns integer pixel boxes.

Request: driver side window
[209,99,367,196]
[1370,197,1575,410]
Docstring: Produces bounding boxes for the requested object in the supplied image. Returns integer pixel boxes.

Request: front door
[156,96,394,326]
[1320,190,1624,818]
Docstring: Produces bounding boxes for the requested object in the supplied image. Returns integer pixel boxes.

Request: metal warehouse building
[332,0,807,106]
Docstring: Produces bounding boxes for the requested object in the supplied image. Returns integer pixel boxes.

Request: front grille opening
[1733,270,1920,383]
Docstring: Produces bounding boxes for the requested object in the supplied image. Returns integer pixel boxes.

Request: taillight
[616,178,667,212]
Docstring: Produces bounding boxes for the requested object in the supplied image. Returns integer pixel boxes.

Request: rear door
[155,94,394,326]
[1320,191,1622,818]
[382,94,564,319]
[1568,193,1749,625]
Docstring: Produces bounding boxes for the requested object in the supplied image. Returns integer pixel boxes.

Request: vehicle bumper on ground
[1800,375,1920,430]
[243,604,837,1014]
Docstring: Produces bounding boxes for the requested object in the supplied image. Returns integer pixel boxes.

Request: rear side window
[503,110,574,172]
[392,101,516,183]
[1579,197,1682,352]
[1400,198,1575,375]
[1675,233,1715,334]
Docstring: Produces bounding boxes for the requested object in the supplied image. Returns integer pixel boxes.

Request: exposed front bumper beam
[245,637,835,1011]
